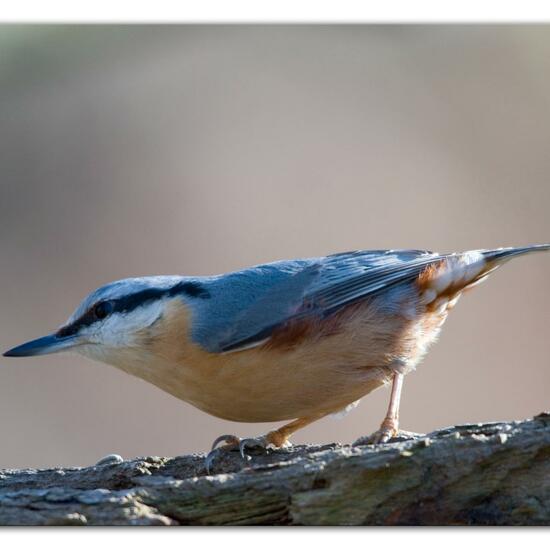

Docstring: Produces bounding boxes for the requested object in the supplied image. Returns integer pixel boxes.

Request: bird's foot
[204,432,291,474]
[354,417,399,446]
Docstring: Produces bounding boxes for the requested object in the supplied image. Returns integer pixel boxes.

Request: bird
[4,244,549,472]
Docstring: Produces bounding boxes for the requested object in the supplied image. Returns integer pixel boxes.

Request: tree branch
[1,413,549,525]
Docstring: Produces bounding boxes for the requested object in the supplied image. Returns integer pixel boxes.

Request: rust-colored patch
[416,260,446,290]
[262,300,367,351]
[262,317,319,350]
[416,259,493,313]
[416,261,453,313]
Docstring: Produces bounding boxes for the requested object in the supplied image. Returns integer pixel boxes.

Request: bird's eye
[93,301,113,320]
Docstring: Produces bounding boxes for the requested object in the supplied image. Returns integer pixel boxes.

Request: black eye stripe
[170,281,210,299]
[56,281,210,337]
[57,308,97,337]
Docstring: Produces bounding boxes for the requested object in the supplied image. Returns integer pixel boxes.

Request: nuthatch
[4,244,549,471]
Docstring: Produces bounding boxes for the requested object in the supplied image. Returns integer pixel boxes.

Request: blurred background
[0,25,549,469]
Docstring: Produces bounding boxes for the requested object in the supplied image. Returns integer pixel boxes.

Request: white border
[2,0,549,541]
[2,0,550,23]
[3,529,549,547]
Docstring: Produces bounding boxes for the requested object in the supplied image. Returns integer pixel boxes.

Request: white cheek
[96,316,134,346]
[93,301,166,347]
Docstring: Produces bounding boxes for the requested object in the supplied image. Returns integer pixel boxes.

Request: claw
[204,449,217,475]
[238,437,267,460]
[353,424,398,446]
[210,434,239,451]
[204,434,275,474]
[205,435,240,474]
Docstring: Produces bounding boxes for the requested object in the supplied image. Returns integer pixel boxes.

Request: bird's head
[3,276,207,364]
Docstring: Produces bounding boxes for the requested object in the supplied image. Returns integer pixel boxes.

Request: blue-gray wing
[203,249,443,353]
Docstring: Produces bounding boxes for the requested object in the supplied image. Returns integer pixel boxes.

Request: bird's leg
[263,416,319,448]
[356,372,404,445]
[205,415,321,474]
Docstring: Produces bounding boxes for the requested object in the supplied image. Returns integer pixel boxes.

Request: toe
[205,434,241,474]
[375,430,392,444]
[204,432,287,474]
[238,437,264,459]
[353,428,395,446]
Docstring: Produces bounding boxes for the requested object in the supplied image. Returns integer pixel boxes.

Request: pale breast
[131,287,450,423]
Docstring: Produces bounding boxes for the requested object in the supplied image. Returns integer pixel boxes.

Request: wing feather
[216,249,442,353]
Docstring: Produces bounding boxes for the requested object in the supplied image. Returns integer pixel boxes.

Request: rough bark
[1,413,549,525]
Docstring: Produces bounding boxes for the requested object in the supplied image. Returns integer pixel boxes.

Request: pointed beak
[3,333,80,357]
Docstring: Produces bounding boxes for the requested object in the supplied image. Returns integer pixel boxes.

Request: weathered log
[1,413,549,525]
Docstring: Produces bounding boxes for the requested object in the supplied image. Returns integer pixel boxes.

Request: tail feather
[482,243,550,263]
[474,244,550,285]
[418,244,549,303]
